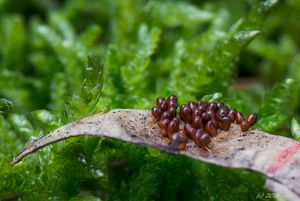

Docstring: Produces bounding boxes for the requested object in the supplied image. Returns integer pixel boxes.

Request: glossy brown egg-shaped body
[193,129,211,148]
[151,106,162,120]
[228,109,237,122]
[168,100,177,109]
[192,108,202,119]
[168,107,177,118]
[156,97,165,107]
[207,102,218,112]
[197,101,207,112]
[216,108,228,120]
[200,132,211,147]
[192,129,204,147]
[197,105,206,113]
[217,102,224,109]
[179,104,185,118]
[206,110,218,128]
[246,113,257,125]
[219,116,231,131]
[205,121,217,136]
[167,119,179,138]
[236,112,245,124]
[161,111,171,120]
[181,106,193,122]
[240,121,251,132]
[159,100,168,111]
[170,130,187,150]
[172,117,180,126]
[201,112,210,122]
[184,123,196,139]
[180,104,187,110]
[158,118,170,129]
[193,115,204,129]
[188,101,197,111]
[158,119,170,137]
[198,101,208,108]
[167,95,177,103]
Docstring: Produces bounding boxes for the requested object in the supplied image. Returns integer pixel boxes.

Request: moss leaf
[291,118,300,141]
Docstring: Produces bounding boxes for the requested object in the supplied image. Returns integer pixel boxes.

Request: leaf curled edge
[11,109,300,201]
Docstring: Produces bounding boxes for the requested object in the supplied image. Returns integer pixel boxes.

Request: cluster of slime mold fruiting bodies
[151,95,257,150]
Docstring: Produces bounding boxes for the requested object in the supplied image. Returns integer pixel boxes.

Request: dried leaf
[11,109,300,201]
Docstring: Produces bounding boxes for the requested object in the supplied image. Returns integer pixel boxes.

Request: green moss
[0,0,299,200]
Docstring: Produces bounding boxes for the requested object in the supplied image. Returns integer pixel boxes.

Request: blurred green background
[0,0,300,200]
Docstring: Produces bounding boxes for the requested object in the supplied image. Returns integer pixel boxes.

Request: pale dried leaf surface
[11,109,300,201]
